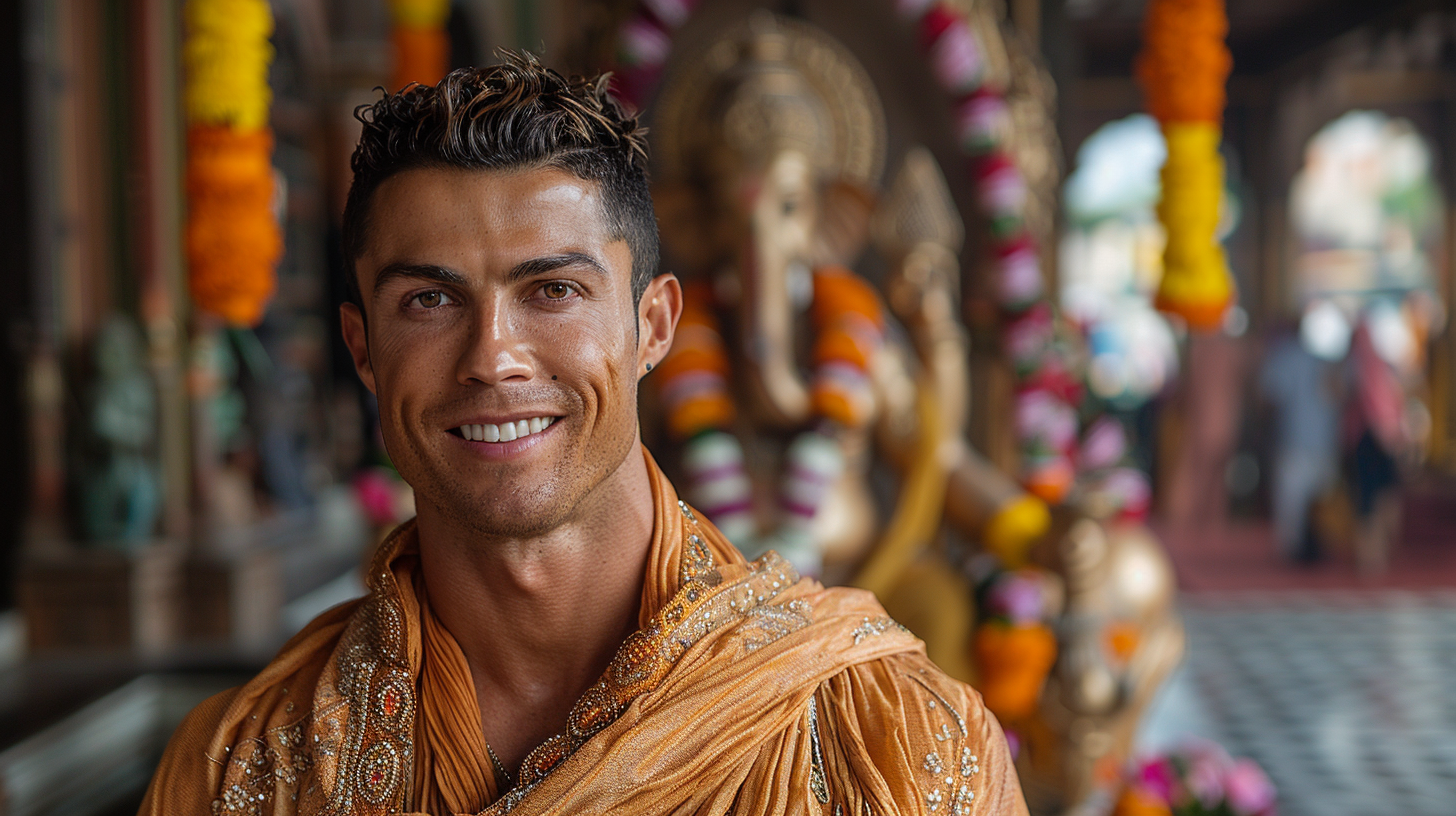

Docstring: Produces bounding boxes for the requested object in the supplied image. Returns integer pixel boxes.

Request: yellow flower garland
[1138,0,1235,331]
[184,0,279,327]
[1154,122,1234,329]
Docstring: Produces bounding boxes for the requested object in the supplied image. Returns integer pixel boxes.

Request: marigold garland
[1138,0,1236,330]
[972,621,1058,721]
[655,282,736,440]
[655,271,886,440]
[390,0,450,91]
[184,0,280,327]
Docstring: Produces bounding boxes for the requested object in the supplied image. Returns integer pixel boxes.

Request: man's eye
[541,282,574,300]
[411,290,452,309]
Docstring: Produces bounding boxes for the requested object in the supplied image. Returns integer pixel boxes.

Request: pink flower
[1015,390,1077,451]
[956,92,1010,150]
[642,0,696,29]
[1179,740,1233,809]
[1134,757,1176,804]
[1003,728,1022,761]
[1099,468,1151,519]
[930,22,985,93]
[1185,756,1225,808]
[997,245,1043,305]
[618,18,672,66]
[1225,759,1276,816]
[987,571,1046,624]
[979,162,1028,218]
[1078,416,1128,471]
[353,468,399,527]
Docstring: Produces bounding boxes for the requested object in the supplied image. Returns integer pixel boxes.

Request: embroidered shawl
[139,449,1027,815]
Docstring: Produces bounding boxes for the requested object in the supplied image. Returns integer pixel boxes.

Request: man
[142,55,1026,816]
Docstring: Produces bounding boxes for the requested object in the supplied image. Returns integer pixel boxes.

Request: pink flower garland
[612,0,1079,503]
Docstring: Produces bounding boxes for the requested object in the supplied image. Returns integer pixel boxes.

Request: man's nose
[456,301,533,386]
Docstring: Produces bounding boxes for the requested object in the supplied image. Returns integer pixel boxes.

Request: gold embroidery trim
[486,507,801,812]
[807,695,831,804]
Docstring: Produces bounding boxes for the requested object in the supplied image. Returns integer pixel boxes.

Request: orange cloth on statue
[139,448,1028,815]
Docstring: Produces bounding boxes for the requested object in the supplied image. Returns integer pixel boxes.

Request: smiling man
[140,55,1027,816]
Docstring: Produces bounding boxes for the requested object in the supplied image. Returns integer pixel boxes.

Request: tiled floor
[1139,593,1456,816]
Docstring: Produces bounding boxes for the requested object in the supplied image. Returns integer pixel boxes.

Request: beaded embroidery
[850,615,910,644]
[483,505,804,812]
[912,676,978,815]
[807,696,831,804]
[212,503,817,816]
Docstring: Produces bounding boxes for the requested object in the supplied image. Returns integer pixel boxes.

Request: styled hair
[341,52,658,310]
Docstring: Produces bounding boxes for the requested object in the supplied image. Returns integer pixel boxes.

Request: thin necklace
[485,742,513,791]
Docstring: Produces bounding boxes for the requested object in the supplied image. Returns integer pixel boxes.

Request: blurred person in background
[1258,306,1346,564]
[137,55,1027,816]
[1344,316,1409,575]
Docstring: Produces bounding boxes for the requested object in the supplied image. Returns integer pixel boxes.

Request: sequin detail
[807,696,830,803]
[851,616,909,644]
[913,676,977,815]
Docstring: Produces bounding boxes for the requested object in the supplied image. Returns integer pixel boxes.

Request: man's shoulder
[825,646,991,739]
[140,597,365,813]
[815,639,1029,814]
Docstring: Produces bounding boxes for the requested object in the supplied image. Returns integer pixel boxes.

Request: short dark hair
[341,53,658,311]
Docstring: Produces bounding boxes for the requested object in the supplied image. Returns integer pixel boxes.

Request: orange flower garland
[657,271,887,439]
[971,621,1058,721]
[655,282,736,440]
[809,267,885,430]
[1137,0,1236,331]
[184,0,280,327]
[390,0,451,90]
[1136,0,1230,125]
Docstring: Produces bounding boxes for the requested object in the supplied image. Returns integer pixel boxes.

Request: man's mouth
[450,416,559,443]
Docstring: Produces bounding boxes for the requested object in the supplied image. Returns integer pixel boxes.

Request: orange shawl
[141,449,1027,815]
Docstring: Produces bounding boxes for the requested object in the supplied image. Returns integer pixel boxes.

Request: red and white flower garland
[612,0,1079,504]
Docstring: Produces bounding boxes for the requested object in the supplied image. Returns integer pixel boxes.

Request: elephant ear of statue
[652,182,718,272]
[813,180,877,268]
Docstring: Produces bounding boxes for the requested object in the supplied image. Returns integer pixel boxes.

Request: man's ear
[637,273,683,377]
[340,303,377,395]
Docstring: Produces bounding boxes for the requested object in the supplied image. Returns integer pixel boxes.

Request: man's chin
[423,484,574,539]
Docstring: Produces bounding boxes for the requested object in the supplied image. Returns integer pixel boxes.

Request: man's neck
[413,447,656,773]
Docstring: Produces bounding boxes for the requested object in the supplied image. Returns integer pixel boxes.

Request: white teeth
[458,416,557,443]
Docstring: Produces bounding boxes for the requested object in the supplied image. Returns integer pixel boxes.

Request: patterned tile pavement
[1139,592,1456,816]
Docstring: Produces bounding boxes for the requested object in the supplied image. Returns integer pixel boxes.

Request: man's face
[341,166,673,537]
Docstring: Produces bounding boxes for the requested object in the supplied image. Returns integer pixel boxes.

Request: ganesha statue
[648,14,1045,589]
[641,12,1181,813]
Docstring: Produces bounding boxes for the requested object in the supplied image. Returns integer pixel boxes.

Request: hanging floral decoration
[183,0,281,327]
[390,0,451,91]
[612,0,1080,504]
[1137,0,1236,330]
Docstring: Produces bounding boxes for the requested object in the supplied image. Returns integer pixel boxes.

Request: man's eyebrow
[507,253,608,282]
[372,263,469,295]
